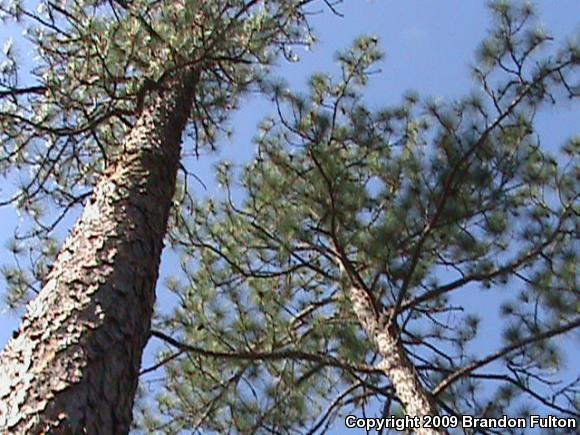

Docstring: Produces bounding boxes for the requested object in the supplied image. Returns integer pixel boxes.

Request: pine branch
[399,208,570,313]
[433,317,580,396]
[0,85,46,99]
[150,329,382,375]
[389,57,576,324]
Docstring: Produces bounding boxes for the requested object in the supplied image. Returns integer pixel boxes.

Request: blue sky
[1,1,579,433]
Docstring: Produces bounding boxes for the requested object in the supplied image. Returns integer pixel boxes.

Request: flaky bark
[349,286,444,435]
[0,70,197,434]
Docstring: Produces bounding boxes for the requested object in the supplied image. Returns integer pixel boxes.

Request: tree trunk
[348,286,445,435]
[0,70,198,434]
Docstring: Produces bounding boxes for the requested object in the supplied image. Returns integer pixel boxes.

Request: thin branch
[0,85,46,99]
[150,329,382,375]
[139,349,185,376]
[433,317,580,396]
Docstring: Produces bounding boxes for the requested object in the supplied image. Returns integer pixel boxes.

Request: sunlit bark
[0,70,197,434]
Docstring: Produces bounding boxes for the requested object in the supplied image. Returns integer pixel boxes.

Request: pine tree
[145,3,579,433]
[0,0,318,432]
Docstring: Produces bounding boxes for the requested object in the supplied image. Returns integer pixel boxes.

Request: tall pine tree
[0,0,319,432]
[144,2,579,433]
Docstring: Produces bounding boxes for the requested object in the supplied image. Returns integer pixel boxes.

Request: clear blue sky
[1,1,578,433]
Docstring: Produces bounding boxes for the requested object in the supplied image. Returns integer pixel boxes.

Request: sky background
[0,1,579,433]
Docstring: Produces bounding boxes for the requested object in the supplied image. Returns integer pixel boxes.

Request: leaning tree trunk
[0,70,197,434]
[348,286,445,435]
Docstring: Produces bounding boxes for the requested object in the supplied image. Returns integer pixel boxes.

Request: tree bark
[0,70,198,434]
[348,286,445,435]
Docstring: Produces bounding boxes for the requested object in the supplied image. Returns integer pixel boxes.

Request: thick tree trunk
[0,70,197,434]
[348,286,445,435]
